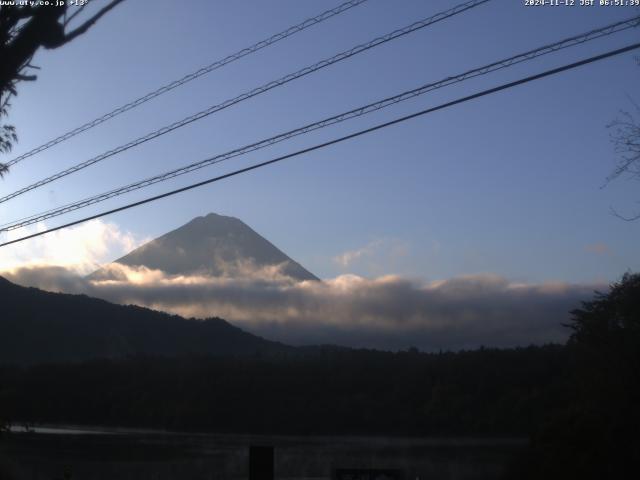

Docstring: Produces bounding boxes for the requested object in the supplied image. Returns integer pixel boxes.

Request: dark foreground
[1,274,639,479]
[0,427,526,480]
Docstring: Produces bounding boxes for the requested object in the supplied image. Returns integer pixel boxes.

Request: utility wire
[0,0,491,205]
[4,0,370,168]
[2,14,637,232]
[2,41,639,248]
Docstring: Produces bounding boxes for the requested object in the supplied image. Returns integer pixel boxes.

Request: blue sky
[2,0,639,284]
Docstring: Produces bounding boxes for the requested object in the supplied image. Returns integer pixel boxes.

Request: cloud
[333,238,409,271]
[0,220,144,275]
[2,260,600,352]
[584,242,610,256]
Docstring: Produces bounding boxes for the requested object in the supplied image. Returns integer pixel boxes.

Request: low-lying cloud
[0,219,144,274]
[2,261,600,351]
[333,238,411,276]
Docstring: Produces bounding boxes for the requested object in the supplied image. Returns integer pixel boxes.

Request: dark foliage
[0,345,568,437]
[507,273,640,479]
[0,1,124,171]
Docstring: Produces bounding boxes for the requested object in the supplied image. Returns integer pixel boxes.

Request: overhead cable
[4,0,370,168]
[2,14,637,232]
[2,41,638,248]
[0,0,491,204]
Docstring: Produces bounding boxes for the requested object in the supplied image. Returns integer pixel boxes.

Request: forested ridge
[0,345,568,437]
[0,276,289,364]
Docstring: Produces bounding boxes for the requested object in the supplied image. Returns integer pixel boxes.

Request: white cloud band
[2,262,598,351]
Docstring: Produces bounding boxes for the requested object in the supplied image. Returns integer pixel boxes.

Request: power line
[2,41,638,249]
[4,0,370,169]
[2,14,637,232]
[0,0,491,205]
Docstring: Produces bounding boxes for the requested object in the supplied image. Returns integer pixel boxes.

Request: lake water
[0,426,526,480]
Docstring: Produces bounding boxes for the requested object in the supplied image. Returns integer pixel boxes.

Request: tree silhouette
[567,272,640,411]
[0,1,125,174]
[564,273,640,477]
[508,273,640,479]
[0,94,16,174]
[607,62,640,220]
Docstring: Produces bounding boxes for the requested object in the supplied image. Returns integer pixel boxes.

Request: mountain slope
[0,276,290,364]
[91,213,318,281]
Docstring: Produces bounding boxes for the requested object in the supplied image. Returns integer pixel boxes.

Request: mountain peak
[92,213,318,281]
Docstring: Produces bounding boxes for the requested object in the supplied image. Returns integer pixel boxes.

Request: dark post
[249,445,274,480]
[63,465,73,480]
[334,469,405,480]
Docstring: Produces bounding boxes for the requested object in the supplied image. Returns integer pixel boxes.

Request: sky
[0,0,639,349]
